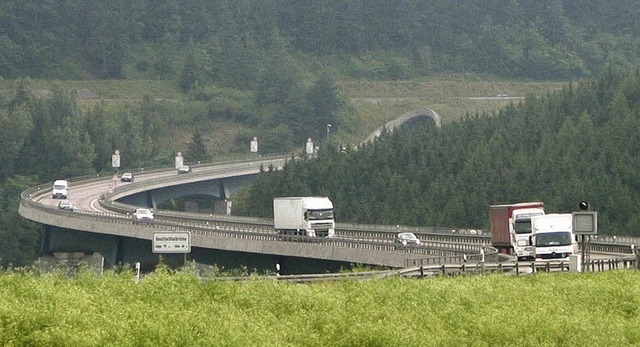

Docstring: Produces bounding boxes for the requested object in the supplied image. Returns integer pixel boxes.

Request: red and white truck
[490,202,545,260]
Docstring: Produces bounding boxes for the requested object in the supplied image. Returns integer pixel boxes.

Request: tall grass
[1,268,638,346]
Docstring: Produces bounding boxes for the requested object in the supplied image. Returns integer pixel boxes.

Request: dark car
[395,232,421,248]
[121,172,134,182]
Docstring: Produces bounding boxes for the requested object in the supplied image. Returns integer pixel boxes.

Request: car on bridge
[57,199,76,212]
[120,172,134,182]
[132,208,154,224]
[395,232,421,248]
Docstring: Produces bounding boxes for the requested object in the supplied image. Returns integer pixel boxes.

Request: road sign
[572,211,597,235]
[112,150,120,168]
[152,232,191,253]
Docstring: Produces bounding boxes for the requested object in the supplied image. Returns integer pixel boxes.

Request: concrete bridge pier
[39,225,356,274]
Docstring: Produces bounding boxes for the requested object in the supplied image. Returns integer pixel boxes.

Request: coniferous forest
[1,1,639,81]
[1,1,640,267]
[234,67,640,236]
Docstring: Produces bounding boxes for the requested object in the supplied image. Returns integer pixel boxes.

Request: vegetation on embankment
[0,268,638,346]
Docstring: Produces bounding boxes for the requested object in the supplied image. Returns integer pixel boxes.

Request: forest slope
[234,67,640,236]
[1,1,639,81]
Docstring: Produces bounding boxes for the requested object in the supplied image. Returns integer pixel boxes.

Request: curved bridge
[19,155,492,272]
[17,109,634,274]
[362,108,442,144]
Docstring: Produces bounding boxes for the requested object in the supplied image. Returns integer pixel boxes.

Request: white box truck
[52,180,69,199]
[273,197,335,238]
[530,213,578,261]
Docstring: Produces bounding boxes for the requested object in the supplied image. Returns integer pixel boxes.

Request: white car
[57,199,76,212]
[132,208,154,224]
[177,165,191,174]
[120,172,134,182]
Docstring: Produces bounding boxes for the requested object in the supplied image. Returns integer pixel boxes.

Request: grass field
[0,268,638,346]
[338,76,568,145]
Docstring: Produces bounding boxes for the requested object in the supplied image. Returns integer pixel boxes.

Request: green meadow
[1,268,638,346]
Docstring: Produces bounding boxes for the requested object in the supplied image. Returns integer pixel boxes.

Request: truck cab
[510,208,545,260]
[273,197,335,238]
[490,202,544,260]
[530,213,578,261]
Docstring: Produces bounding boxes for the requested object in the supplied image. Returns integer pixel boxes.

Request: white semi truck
[273,197,335,238]
[530,213,578,261]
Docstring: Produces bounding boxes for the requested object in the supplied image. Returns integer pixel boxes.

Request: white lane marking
[90,199,103,212]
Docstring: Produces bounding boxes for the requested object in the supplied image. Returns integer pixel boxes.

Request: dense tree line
[234,67,640,236]
[0,86,172,267]
[1,1,639,82]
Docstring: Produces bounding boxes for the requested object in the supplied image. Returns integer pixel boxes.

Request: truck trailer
[273,197,335,238]
[489,202,544,260]
[530,213,578,261]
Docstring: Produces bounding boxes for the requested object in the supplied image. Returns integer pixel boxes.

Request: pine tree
[187,128,209,162]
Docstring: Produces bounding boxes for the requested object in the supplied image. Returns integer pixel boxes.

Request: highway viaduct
[18,109,484,274]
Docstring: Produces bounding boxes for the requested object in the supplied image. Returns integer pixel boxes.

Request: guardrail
[203,255,638,283]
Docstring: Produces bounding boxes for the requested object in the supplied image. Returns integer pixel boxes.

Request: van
[52,180,69,199]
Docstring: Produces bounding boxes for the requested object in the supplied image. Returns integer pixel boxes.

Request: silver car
[120,172,134,182]
[395,232,421,247]
[132,208,154,224]
[57,200,76,212]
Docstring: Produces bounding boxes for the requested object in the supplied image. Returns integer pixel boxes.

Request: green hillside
[2,1,639,81]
